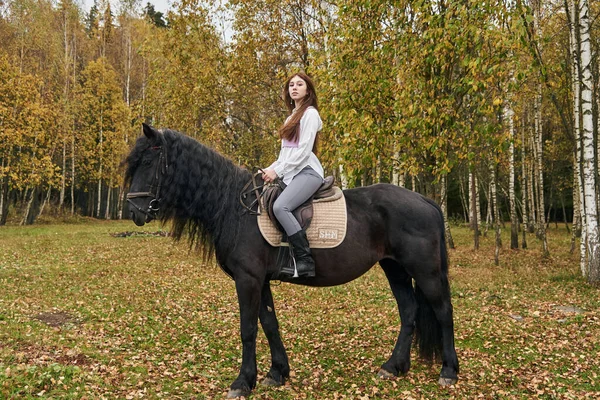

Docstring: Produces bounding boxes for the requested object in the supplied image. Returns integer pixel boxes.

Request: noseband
[127,146,168,221]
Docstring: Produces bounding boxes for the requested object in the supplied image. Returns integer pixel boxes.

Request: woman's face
[289,76,308,105]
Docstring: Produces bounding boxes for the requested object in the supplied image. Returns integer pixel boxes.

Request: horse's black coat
[125,124,459,398]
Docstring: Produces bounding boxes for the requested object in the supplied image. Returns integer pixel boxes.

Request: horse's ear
[142,123,158,140]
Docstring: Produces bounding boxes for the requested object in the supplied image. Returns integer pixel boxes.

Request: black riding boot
[288,230,316,278]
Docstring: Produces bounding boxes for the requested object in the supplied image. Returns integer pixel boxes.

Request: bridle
[126,145,169,221]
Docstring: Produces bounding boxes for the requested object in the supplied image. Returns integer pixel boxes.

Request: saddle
[262,176,337,233]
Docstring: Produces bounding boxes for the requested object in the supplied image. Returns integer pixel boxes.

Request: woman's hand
[262,168,278,183]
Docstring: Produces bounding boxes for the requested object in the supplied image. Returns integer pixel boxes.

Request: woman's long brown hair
[278,73,319,147]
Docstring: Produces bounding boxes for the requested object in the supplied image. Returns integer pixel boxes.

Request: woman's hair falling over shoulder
[278,72,319,144]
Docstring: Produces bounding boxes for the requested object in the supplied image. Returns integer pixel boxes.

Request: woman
[262,72,324,278]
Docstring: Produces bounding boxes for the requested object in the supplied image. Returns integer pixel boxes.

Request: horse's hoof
[438,377,457,386]
[377,368,396,380]
[226,388,251,399]
[261,376,282,387]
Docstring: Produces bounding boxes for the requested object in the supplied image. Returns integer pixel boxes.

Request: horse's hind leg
[415,278,459,385]
[259,282,290,386]
[378,259,417,378]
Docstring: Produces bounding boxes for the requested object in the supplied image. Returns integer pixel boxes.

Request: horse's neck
[175,140,248,214]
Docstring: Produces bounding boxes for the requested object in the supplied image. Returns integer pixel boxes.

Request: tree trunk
[568,0,582,256]
[117,185,125,220]
[60,139,66,209]
[338,164,348,190]
[484,180,492,237]
[392,144,401,186]
[37,186,51,219]
[459,173,469,224]
[490,161,501,265]
[20,187,35,226]
[521,114,530,245]
[508,103,519,249]
[0,159,9,225]
[470,169,479,250]
[71,132,75,215]
[527,142,536,234]
[440,174,455,249]
[534,83,549,256]
[104,181,112,220]
[577,0,600,282]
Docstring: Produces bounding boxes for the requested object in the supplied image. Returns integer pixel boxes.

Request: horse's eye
[142,158,152,166]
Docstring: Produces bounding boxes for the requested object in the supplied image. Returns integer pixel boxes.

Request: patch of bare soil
[110,230,169,237]
[32,311,79,327]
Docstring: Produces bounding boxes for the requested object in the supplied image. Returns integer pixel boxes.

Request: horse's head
[125,123,169,226]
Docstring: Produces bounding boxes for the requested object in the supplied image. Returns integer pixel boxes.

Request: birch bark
[508,103,519,249]
[577,0,600,282]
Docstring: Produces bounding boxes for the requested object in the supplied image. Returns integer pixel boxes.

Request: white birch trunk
[507,103,519,249]
[117,186,125,220]
[490,162,501,265]
[468,170,474,226]
[97,102,104,218]
[532,0,549,255]
[578,0,600,282]
[70,35,77,215]
[475,175,481,226]
[338,164,348,190]
[60,9,69,209]
[71,133,75,215]
[104,180,112,220]
[470,169,479,249]
[521,117,529,247]
[528,136,537,234]
[392,144,401,186]
[568,0,582,255]
[534,83,548,255]
[440,174,454,249]
[37,186,51,219]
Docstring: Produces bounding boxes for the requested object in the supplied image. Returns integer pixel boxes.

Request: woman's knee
[273,199,290,218]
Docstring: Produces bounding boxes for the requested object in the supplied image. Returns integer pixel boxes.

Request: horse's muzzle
[130,208,147,226]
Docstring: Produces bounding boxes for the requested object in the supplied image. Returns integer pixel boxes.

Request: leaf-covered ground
[0,221,598,399]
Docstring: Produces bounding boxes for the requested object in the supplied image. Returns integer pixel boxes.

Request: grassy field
[0,220,599,399]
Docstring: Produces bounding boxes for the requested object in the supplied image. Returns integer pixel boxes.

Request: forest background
[1,0,600,282]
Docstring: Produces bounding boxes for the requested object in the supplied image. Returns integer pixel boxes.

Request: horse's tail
[414,198,449,363]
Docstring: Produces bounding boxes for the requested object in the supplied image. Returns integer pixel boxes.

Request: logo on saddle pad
[318,229,339,240]
[257,187,347,249]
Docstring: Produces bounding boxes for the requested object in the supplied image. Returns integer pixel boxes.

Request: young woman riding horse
[125,123,459,398]
[262,72,325,278]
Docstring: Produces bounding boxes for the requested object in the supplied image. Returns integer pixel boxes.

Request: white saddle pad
[257,187,347,248]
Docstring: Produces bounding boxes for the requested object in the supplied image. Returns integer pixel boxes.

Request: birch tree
[575,0,599,282]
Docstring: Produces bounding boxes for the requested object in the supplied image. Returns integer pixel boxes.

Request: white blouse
[268,106,325,185]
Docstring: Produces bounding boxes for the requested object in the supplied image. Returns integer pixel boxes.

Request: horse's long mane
[126,129,251,260]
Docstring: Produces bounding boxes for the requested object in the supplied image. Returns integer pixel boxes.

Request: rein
[239,171,266,215]
[126,145,169,221]
[239,170,287,217]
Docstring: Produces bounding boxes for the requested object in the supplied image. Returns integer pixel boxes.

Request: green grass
[1,220,599,399]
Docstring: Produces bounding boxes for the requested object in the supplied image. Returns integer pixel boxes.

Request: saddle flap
[261,175,339,233]
[257,187,347,249]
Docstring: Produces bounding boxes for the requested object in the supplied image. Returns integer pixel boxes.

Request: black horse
[125,124,458,398]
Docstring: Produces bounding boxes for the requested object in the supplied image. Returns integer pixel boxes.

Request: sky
[79,0,233,43]
[81,0,172,15]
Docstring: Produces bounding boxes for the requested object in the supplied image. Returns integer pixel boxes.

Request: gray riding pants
[273,167,324,236]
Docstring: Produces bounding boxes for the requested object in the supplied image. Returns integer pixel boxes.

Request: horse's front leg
[227,274,262,399]
[259,282,290,386]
